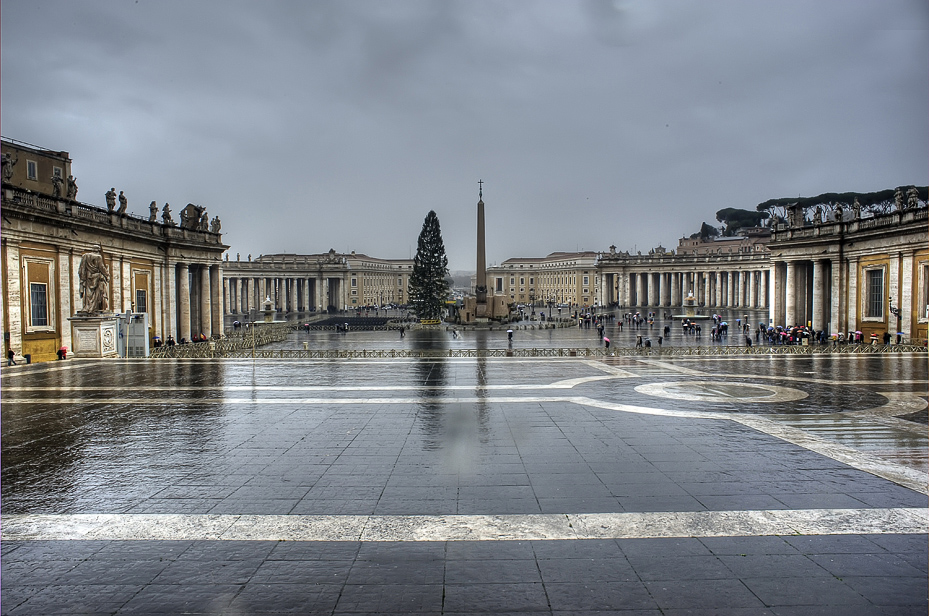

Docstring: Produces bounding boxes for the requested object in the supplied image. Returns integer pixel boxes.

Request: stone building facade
[486,251,601,308]
[221,250,414,315]
[1,138,227,361]
[768,198,928,341]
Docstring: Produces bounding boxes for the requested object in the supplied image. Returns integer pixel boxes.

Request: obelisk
[475,180,488,316]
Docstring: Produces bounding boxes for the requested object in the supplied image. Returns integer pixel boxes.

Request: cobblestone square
[2,339,926,614]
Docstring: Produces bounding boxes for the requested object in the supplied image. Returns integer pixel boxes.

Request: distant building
[1,137,227,361]
[485,251,600,308]
[222,250,414,314]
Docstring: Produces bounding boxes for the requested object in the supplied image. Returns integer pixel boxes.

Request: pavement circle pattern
[634,380,809,404]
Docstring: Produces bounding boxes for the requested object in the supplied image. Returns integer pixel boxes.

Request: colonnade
[223,275,345,314]
[769,258,836,333]
[600,268,770,311]
[169,262,224,341]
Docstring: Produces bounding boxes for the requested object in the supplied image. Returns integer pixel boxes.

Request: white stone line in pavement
[729,414,929,496]
[0,376,620,393]
[2,508,925,542]
[633,358,709,376]
[634,381,809,403]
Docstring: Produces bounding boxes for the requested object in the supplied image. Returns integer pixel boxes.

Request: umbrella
[507,329,513,333]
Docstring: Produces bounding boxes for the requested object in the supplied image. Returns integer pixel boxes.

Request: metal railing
[151,341,926,360]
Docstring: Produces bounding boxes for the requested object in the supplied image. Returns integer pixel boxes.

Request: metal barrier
[151,341,926,360]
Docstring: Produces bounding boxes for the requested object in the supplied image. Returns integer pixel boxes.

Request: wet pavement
[2,329,927,614]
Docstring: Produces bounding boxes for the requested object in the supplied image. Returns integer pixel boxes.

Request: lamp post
[889,297,902,343]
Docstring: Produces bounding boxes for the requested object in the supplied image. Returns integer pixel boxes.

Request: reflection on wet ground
[1,331,926,614]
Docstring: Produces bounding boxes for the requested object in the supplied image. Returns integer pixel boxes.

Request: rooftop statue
[210,216,222,233]
[77,250,110,314]
[67,175,78,200]
[149,201,158,222]
[906,186,919,209]
[117,191,128,215]
[162,203,176,226]
[105,188,117,213]
[2,152,18,182]
[51,174,63,198]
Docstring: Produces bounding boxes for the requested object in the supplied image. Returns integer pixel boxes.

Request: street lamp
[889,297,902,343]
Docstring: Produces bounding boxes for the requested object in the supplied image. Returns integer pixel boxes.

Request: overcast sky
[3,1,926,270]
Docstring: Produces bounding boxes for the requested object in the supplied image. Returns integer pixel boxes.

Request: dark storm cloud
[2,0,926,269]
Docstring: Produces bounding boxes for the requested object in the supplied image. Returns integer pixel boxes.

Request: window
[865,268,884,318]
[583,276,589,286]
[351,278,357,287]
[30,283,48,326]
[135,289,147,314]
[26,160,37,180]
[520,277,524,285]
[53,166,62,178]
[510,277,514,285]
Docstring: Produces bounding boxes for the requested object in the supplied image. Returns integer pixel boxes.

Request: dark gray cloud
[3,0,926,268]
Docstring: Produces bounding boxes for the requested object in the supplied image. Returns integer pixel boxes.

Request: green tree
[409,210,450,321]
[715,208,767,236]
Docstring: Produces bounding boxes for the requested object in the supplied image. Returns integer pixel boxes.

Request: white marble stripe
[2,508,925,542]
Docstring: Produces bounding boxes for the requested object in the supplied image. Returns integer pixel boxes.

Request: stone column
[725,271,733,308]
[749,271,758,309]
[4,241,22,355]
[648,273,659,306]
[290,277,298,313]
[57,250,72,352]
[211,264,222,336]
[785,261,796,326]
[829,259,842,334]
[714,272,722,308]
[670,272,680,307]
[636,273,646,307]
[152,261,163,339]
[122,258,132,313]
[200,265,212,337]
[812,260,825,332]
[768,264,778,325]
[178,263,191,342]
[847,257,859,334]
[899,251,913,340]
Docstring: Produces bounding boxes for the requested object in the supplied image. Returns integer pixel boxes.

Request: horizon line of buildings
[2,136,927,361]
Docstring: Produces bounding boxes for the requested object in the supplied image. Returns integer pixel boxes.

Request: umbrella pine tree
[409,210,450,322]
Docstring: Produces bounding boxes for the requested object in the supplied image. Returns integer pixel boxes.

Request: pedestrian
[400,326,405,338]
[745,335,752,347]
[604,337,610,349]
[658,336,663,347]
[7,349,16,366]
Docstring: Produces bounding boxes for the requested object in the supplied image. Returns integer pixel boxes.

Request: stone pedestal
[69,314,119,358]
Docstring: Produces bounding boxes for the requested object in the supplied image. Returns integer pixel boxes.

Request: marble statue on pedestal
[77,251,110,314]
[117,191,128,215]
[105,188,117,212]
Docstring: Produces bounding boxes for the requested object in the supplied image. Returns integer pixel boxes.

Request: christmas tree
[410,210,450,322]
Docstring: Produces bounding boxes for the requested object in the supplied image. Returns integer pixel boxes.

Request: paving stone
[2,352,926,613]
